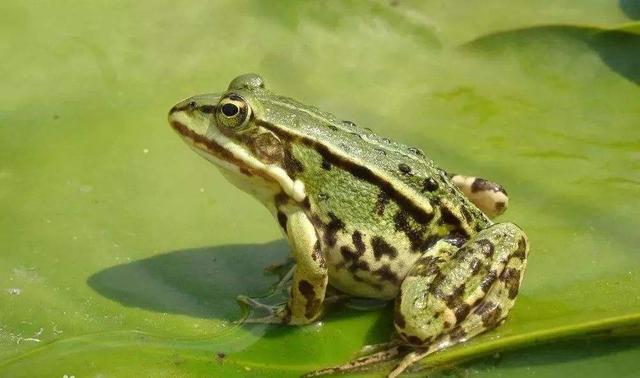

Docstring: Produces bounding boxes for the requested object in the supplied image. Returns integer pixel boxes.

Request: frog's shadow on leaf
[88,240,291,320]
[88,239,391,333]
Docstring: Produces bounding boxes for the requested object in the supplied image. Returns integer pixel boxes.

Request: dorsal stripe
[255,119,434,224]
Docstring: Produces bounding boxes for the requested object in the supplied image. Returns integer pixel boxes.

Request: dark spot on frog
[298,280,321,319]
[454,303,471,323]
[340,231,366,265]
[318,192,330,201]
[374,191,390,216]
[441,285,467,318]
[393,211,422,251]
[471,178,507,195]
[382,137,391,144]
[375,148,387,156]
[449,325,467,341]
[398,163,413,176]
[239,167,252,177]
[352,231,365,254]
[469,258,483,275]
[321,158,332,170]
[312,240,326,269]
[474,301,503,328]
[495,201,506,213]
[282,143,304,178]
[500,268,522,299]
[421,177,439,192]
[513,237,528,260]
[277,211,288,233]
[444,235,467,248]
[216,352,226,361]
[323,212,345,247]
[476,239,495,257]
[274,191,289,206]
[373,265,400,284]
[480,270,497,293]
[349,260,371,273]
[408,147,424,157]
[342,120,356,127]
[371,236,398,260]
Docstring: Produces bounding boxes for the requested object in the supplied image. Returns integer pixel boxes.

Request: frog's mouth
[168,108,307,202]
[169,118,255,176]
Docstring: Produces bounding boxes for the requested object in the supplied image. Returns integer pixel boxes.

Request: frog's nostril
[169,100,197,115]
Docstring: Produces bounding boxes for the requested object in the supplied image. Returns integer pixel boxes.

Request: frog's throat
[169,119,307,203]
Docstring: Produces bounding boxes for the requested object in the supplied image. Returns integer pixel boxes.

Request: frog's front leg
[449,173,509,218]
[241,209,328,325]
[390,222,528,377]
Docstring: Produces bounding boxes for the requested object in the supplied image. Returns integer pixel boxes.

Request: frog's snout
[169,99,198,117]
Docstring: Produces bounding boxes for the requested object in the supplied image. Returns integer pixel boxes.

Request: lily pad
[1,1,639,377]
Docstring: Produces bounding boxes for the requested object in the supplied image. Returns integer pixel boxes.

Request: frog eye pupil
[221,103,239,117]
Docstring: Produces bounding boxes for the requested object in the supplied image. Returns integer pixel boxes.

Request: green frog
[168,74,529,377]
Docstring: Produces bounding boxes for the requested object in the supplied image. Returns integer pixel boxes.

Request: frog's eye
[216,94,251,129]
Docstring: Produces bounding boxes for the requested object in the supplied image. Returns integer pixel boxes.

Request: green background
[1,1,639,377]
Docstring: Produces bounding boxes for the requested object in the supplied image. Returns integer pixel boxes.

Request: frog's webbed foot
[237,295,289,324]
[304,344,404,377]
[449,173,508,218]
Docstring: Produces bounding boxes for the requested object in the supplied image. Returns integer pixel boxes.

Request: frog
[168,74,529,377]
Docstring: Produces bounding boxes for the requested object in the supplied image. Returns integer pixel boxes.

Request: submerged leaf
[1,1,639,377]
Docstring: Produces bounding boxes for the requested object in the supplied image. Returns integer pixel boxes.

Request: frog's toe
[242,314,286,324]
[237,295,289,324]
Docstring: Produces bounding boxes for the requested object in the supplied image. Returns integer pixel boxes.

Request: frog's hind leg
[303,344,403,377]
[390,223,529,376]
[449,173,508,218]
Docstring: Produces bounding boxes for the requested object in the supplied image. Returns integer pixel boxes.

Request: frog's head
[168,74,305,202]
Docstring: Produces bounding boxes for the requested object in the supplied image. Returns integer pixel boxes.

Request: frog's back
[257,92,491,298]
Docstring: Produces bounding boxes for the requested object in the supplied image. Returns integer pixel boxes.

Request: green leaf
[1,1,639,377]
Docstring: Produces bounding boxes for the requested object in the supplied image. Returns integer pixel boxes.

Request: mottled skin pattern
[168,74,529,377]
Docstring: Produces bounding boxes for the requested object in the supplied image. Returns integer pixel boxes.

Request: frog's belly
[325,243,420,300]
